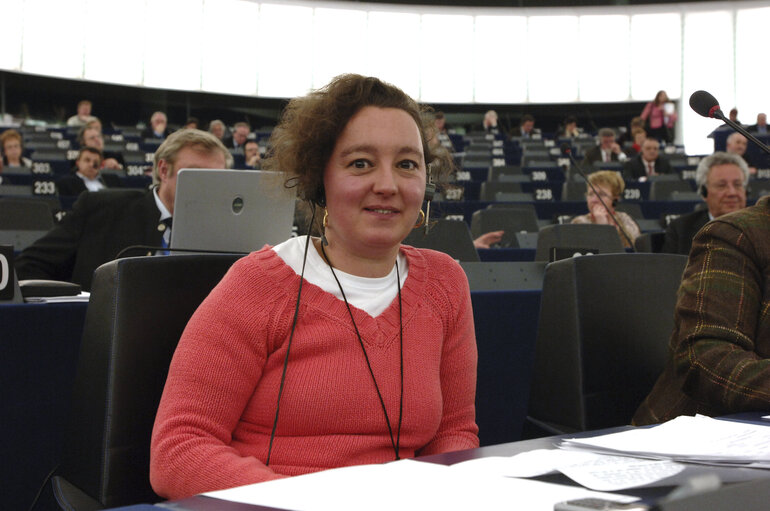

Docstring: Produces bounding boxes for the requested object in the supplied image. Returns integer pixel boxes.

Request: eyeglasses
[586,189,613,200]
[709,181,745,192]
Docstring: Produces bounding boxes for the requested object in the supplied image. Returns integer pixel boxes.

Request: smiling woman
[150,74,480,500]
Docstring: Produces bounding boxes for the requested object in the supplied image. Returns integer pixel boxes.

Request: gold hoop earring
[413,210,426,229]
[321,208,329,246]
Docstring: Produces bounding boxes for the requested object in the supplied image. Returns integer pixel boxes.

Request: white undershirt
[273,236,408,317]
[77,172,105,192]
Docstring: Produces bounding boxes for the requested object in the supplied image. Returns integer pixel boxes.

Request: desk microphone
[115,245,249,259]
[689,90,770,156]
[561,144,636,251]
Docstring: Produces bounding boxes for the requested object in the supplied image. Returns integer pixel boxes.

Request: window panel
[579,15,630,102]
[257,3,314,98]
[526,16,579,103]
[630,13,682,102]
[201,0,259,95]
[474,15,528,103]
[84,0,145,86]
[420,13,474,103]
[736,7,770,122]
[0,0,24,70]
[682,10,734,155]
[366,11,421,99]
[143,0,203,90]
[22,0,86,79]
[312,8,368,90]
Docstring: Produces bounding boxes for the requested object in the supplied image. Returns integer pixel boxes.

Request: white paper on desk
[451,449,685,491]
[560,415,770,465]
[203,458,639,511]
[24,291,90,303]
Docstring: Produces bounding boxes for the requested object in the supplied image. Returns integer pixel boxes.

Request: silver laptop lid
[170,169,295,253]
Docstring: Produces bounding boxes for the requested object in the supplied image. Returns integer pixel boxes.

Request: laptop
[170,169,296,253]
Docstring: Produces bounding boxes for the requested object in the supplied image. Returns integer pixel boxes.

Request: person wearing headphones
[150,74,480,499]
[570,170,641,248]
[660,152,748,256]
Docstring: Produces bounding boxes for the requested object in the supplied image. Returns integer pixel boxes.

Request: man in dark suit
[15,129,231,291]
[623,137,674,180]
[582,127,628,166]
[661,152,748,255]
[56,147,123,196]
[141,111,173,140]
[747,113,768,135]
[222,121,251,151]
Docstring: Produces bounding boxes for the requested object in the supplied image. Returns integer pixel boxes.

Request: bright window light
[312,8,368,90]
[630,13,682,102]
[143,0,204,91]
[201,0,259,96]
[257,3,314,98]
[420,14,474,103]
[366,11,422,100]
[0,0,23,70]
[682,10,734,155]
[526,16,579,103]
[84,0,145,86]
[22,0,86,79]
[578,15,630,102]
[736,7,770,122]
[473,15,527,103]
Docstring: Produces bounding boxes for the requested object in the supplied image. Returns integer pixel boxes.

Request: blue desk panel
[2,301,88,511]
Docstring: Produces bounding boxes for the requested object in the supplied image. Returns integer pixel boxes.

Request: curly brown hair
[264,74,447,208]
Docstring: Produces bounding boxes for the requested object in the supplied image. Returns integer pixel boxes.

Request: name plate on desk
[0,244,21,301]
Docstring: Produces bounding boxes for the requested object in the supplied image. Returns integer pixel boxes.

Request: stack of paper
[559,415,770,469]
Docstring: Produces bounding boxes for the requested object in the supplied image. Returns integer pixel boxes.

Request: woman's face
[323,106,426,260]
[586,183,616,212]
[3,138,22,162]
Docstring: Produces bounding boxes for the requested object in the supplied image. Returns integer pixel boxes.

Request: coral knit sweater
[150,244,479,499]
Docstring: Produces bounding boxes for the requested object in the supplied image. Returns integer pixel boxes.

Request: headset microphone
[561,143,636,251]
[423,165,436,235]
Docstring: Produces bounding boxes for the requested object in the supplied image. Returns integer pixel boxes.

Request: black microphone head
[690,90,722,119]
[560,142,572,155]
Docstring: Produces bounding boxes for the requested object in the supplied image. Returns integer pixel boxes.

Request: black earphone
[700,185,708,198]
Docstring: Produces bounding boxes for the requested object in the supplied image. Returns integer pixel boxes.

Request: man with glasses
[660,152,748,255]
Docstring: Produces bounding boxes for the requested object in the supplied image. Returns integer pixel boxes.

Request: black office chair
[52,254,241,510]
[479,181,523,201]
[649,180,693,200]
[525,253,688,437]
[633,231,666,253]
[403,218,480,262]
[534,224,625,262]
[470,208,540,249]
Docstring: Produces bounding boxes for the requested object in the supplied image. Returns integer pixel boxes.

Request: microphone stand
[563,148,636,251]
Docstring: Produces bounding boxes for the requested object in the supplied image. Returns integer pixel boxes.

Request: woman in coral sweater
[150,74,480,500]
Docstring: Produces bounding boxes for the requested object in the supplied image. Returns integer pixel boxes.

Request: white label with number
[0,253,8,291]
[34,181,56,195]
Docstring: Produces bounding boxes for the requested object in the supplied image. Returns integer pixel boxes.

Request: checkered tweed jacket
[633,195,770,425]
